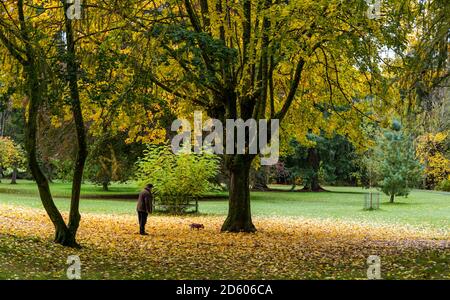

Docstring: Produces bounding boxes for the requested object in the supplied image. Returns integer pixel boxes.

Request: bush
[436,179,450,192]
[135,145,220,211]
[416,132,450,189]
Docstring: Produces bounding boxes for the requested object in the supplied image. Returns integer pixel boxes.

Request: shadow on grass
[265,189,368,195]
[381,201,416,206]
[322,190,369,195]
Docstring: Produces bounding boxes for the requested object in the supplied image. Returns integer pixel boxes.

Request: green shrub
[436,179,450,192]
[135,145,220,210]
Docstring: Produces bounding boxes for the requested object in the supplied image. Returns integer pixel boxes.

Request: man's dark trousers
[138,211,148,234]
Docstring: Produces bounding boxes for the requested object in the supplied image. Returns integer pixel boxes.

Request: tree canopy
[0,0,448,244]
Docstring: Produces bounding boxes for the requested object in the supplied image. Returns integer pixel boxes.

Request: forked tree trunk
[221,155,256,232]
[0,0,85,248]
[25,62,78,246]
[64,3,87,245]
[19,6,78,247]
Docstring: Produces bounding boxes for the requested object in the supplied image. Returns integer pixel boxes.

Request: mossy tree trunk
[221,155,256,232]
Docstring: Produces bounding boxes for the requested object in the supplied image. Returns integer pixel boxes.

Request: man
[137,183,153,235]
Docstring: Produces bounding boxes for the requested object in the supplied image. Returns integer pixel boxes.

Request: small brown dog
[190,223,205,230]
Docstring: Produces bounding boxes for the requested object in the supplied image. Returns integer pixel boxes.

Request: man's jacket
[137,188,153,213]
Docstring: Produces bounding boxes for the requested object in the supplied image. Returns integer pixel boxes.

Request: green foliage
[284,133,359,188]
[85,134,145,190]
[0,136,26,171]
[370,122,423,201]
[135,145,220,199]
[436,179,450,192]
[50,159,74,182]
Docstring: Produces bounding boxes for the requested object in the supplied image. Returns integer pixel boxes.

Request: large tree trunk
[221,155,256,232]
[390,194,395,203]
[302,148,326,192]
[309,174,324,192]
[10,168,17,184]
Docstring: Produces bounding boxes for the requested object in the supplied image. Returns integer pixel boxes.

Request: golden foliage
[416,132,450,186]
[0,204,448,279]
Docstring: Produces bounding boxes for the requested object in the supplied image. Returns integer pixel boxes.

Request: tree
[0,76,26,182]
[284,133,358,191]
[371,121,423,203]
[131,0,410,232]
[416,131,450,189]
[1,0,172,244]
[0,1,427,237]
[135,145,220,211]
[285,137,324,192]
[0,1,87,246]
[8,142,26,184]
[0,136,25,183]
[396,0,449,126]
[250,164,271,191]
[85,133,145,191]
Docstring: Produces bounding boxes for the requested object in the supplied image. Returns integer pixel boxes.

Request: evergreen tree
[372,121,423,203]
[284,133,358,191]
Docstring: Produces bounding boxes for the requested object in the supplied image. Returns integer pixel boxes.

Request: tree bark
[16,0,77,247]
[63,4,88,245]
[302,148,326,192]
[10,168,17,184]
[25,63,77,246]
[0,0,84,248]
[251,166,270,191]
[221,155,256,232]
[102,181,109,191]
[390,194,395,203]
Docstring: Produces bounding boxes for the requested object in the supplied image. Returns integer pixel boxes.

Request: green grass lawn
[0,180,448,231]
[0,180,140,197]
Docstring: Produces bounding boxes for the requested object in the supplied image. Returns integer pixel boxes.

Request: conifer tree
[372,121,423,203]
